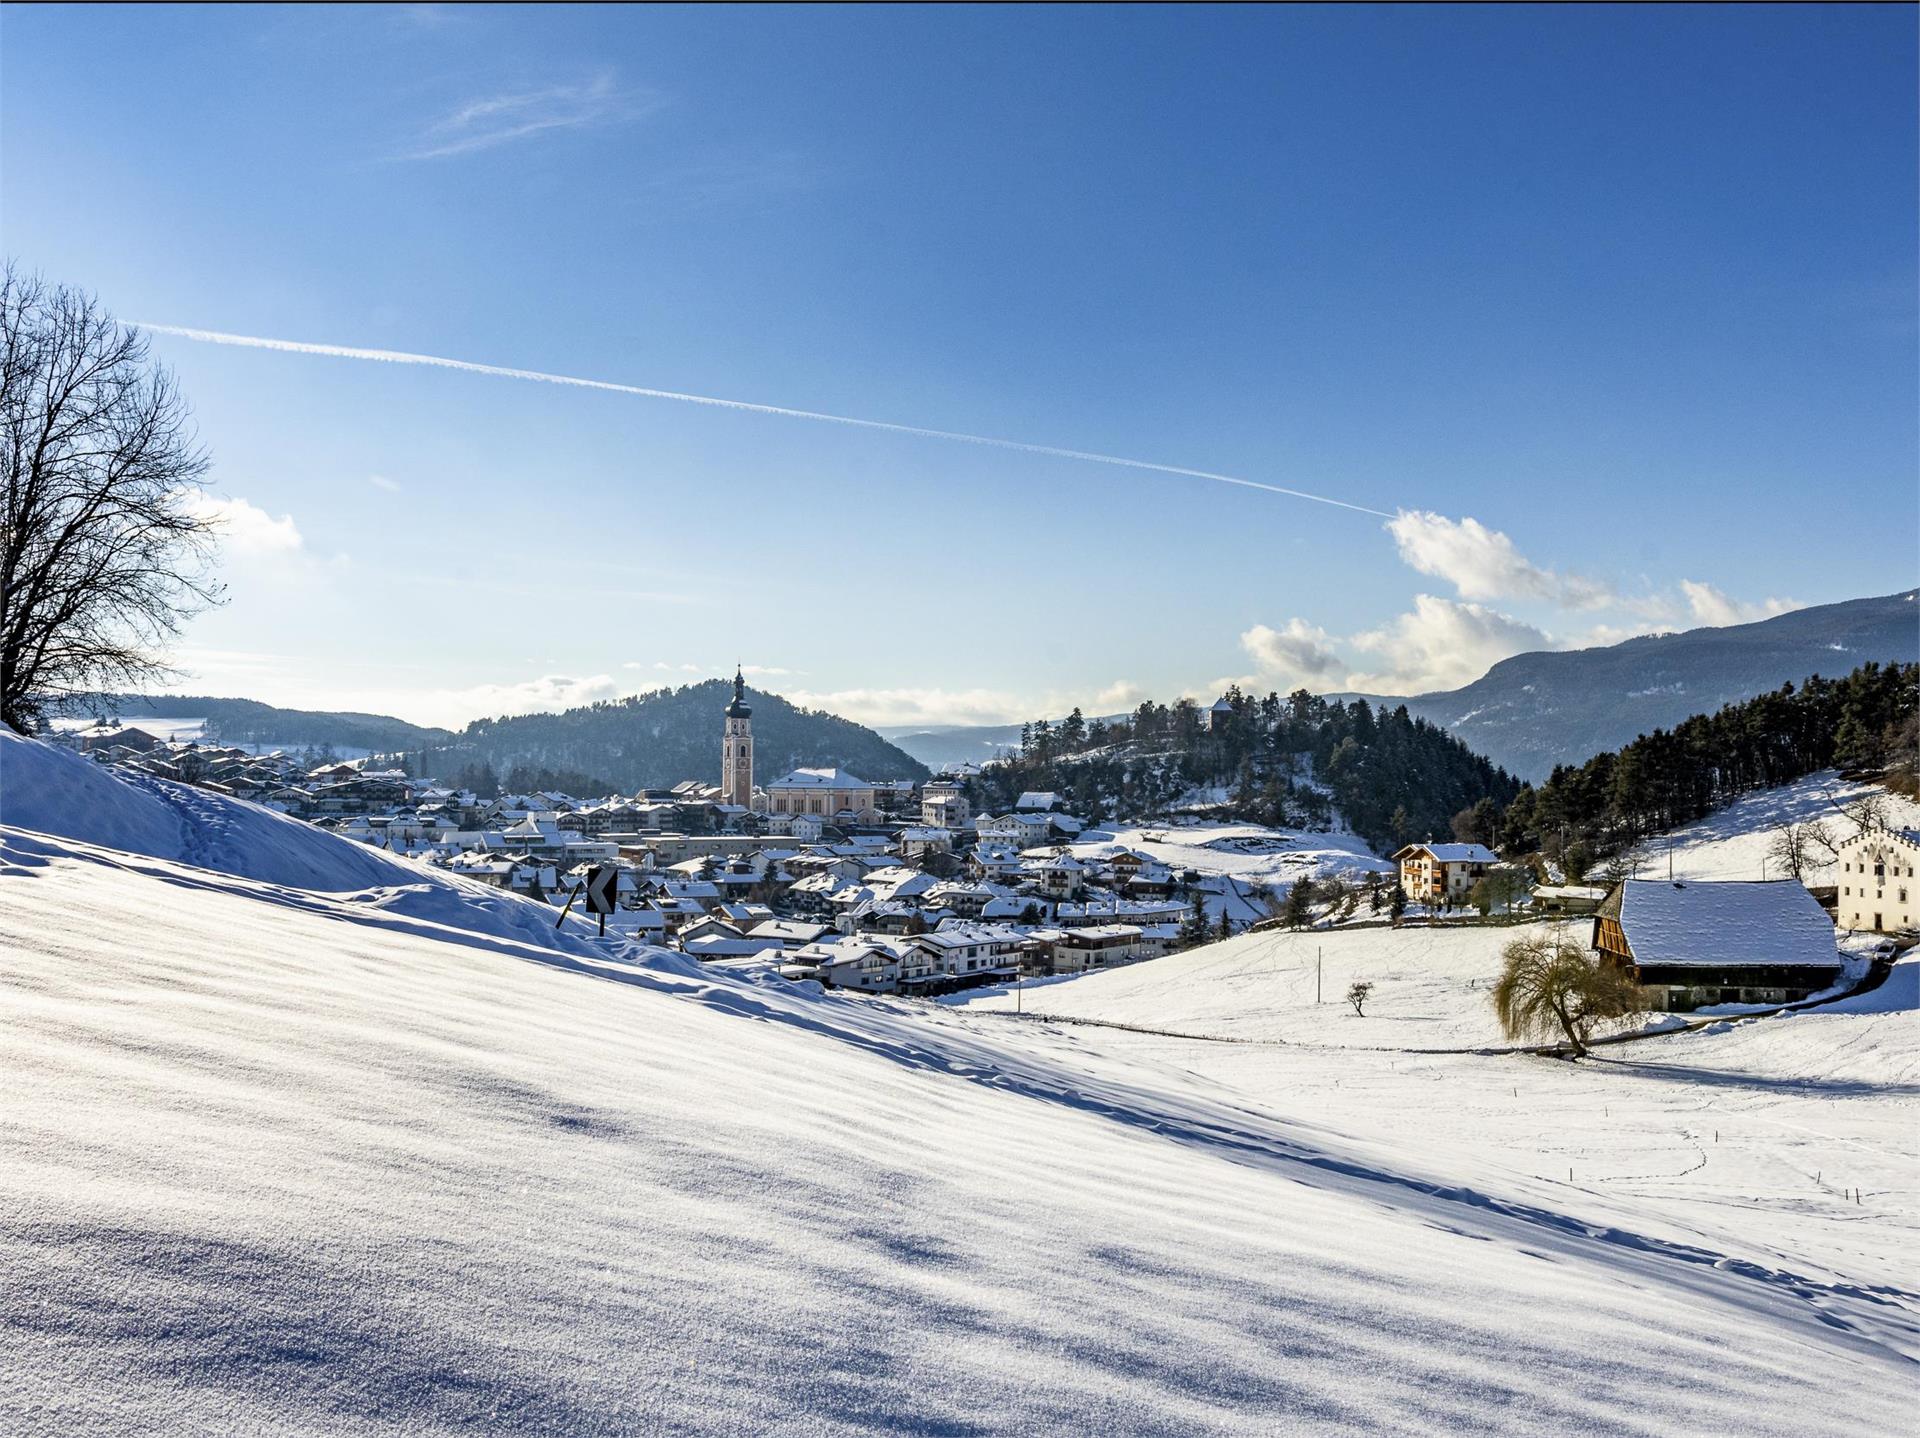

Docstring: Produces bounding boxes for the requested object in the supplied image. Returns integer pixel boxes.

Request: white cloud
[178,492,304,555]
[1387,510,1610,609]
[1093,681,1148,714]
[1239,619,1346,689]
[439,673,624,721]
[368,473,401,492]
[784,687,1033,728]
[1347,594,1551,695]
[1679,580,1797,629]
[400,71,661,161]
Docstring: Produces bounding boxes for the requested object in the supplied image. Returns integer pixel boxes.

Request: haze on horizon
[4,5,1914,731]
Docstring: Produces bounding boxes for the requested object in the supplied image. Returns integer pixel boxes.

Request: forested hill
[967,691,1520,854]
[60,694,455,755]
[1494,661,1918,871]
[419,681,929,793]
[1385,590,1919,780]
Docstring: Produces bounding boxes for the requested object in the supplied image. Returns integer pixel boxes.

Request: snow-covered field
[3,736,1915,1435]
[1071,820,1391,888]
[951,921,1554,1048]
[1626,770,1920,885]
[1065,820,1392,925]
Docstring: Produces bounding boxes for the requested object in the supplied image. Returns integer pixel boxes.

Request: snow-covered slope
[0,731,636,963]
[1065,820,1391,925]
[1626,770,1920,885]
[3,739,1914,1434]
[1071,821,1390,887]
[954,921,1528,1048]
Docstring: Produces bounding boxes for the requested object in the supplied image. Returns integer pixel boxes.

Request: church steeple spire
[721,665,753,806]
[725,666,751,719]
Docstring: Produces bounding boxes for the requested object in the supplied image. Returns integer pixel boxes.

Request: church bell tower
[721,667,753,807]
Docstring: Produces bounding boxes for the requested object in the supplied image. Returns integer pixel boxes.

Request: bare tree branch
[0,265,223,731]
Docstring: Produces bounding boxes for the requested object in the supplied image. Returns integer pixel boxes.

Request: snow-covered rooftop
[1616,879,1840,970]
[1397,842,1499,864]
[767,767,870,789]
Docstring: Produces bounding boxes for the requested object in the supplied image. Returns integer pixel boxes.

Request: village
[61,667,1914,1016]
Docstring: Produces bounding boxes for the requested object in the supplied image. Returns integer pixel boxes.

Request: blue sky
[5,4,1914,729]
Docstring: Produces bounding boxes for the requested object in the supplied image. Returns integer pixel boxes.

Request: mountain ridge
[1384,589,1918,779]
[884,591,1918,779]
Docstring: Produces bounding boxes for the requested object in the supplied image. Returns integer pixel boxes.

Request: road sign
[584,865,619,916]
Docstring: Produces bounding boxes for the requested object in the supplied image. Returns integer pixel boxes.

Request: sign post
[583,864,618,937]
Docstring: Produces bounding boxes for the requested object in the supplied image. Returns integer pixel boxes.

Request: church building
[721,668,754,808]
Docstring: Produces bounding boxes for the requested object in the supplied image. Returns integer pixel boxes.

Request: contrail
[138,324,1394,518]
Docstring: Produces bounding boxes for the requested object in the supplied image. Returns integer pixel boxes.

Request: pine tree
[1283,877,1316,930]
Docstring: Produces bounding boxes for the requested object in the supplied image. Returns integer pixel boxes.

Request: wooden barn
[1592,879,1843,1012]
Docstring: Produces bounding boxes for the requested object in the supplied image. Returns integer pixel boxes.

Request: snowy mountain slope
[1390,590,1920,780]
[1625,769,1920,886]
[3,744,1914,1434]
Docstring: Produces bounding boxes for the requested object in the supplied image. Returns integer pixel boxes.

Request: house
[923,881,994,919]
[969,844,1024,882]
[766,767,876,819]
[784,938,903,993]
[921,778,971,830]
[1391,842,1499,904]
[745,917,832,949]
[1039,923,1164,974]
[1207,697,1234,732]
[897,826,953,862]
[976,811,1053,850]
[900,923,1023,988]
[77,725,162,754]
[1533,884,1609,916]
[1034,852,1089,900]
[1592,879,1843,1012]
[1833,828,1920,933]
[1014,791,1059,812]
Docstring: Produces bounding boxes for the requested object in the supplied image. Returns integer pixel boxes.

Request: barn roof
[1614,879,1838,970]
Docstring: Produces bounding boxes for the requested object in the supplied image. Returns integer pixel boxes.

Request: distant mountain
[882,715,1132,771]
[881,723,1027,770]
[58,693,455,756]
[1386,590,1919,781]
[424,680,929,793]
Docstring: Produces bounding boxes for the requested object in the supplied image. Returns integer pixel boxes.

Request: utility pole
[1317,946,1322,1004]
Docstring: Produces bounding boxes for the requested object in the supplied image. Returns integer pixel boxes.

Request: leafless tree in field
[1839,790,1891,838]
[1767,819,1836,882]
[0,266,221,733]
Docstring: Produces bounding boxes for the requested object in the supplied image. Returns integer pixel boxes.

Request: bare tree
[1345,980,1372,1016]
[0,267,220,732]
[1491,933,1645,1058]
[1767,820,1836,881]
[1839,790,1891,839]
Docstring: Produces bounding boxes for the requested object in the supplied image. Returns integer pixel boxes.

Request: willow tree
[0,267,220,732]
[1492,933,1644,1058]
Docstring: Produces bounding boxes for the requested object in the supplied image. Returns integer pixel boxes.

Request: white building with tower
[721,668,754,808]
